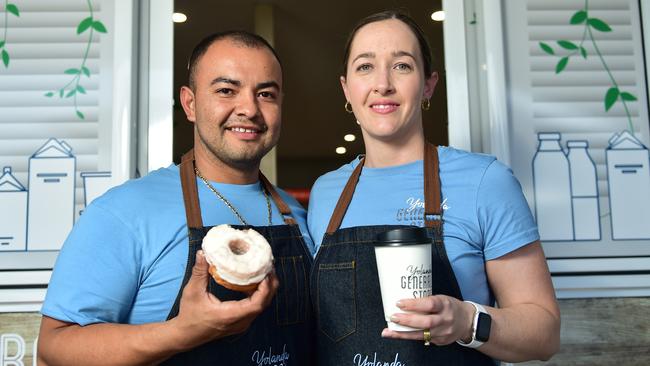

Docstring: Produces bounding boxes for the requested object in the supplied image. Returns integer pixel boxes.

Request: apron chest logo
[353,352,406,366]
[251,344,290,366]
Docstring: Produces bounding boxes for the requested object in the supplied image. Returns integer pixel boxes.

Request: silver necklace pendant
[194,167,272,226]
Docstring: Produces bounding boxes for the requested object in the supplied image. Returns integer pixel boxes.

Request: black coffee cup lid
[375,227,431,247]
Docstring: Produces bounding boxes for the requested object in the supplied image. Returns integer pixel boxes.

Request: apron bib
[310,143,494,365]
[162,150,315,365]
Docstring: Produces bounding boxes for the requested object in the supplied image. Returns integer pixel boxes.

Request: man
[38,31,315,365]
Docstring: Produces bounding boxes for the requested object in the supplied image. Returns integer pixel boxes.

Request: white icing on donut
[202,224,274,286]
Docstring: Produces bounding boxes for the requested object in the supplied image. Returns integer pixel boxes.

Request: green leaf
[77,17,94,34]
[76,110,85,119]
[59,89,64,98]
[558,40,578,50]
[92,21,107,33]
[6,3,19,17]
[76,85,86,94]
[555,57,569,74]
[539,42,554,55]
[64,68,80,75]
[44,91,54,97]
[588,18,612,32]
[580,46,588,59]
[65,89,77,98]
[605,87,620,111]
[1,49,8,67]
[570,10,587,24]
[81,66,90,77]
[0,41,5,48]
[620,92,637,101]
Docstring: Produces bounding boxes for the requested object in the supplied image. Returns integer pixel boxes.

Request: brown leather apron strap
[325,157,365,234]
[180,149,204,229]
[259,173,297,225]
[424,142,442,228]
[325,143,442,233]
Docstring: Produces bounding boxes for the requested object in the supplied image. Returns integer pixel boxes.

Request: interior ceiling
[172,0,446,163]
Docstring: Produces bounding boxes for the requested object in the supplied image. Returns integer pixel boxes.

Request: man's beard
[198,129,272,170]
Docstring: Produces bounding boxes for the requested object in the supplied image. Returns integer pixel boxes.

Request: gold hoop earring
[421,99,431,111]
[345,101,353,113]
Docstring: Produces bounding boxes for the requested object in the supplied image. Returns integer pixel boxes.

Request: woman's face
[341,19,437,144]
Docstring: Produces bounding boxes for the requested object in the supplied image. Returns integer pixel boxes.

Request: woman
[307,10,560,365]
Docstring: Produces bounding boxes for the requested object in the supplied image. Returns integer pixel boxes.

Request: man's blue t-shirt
[41,164,314,326]
[307,146,539,306]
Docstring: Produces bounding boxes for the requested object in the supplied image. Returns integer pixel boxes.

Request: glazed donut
[202,224,274,292]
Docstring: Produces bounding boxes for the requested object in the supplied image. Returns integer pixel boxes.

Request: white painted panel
[0,0,136,310]
[502,0,650,258]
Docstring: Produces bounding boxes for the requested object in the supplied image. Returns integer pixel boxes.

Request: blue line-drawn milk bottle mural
[533,132,574,241]
[80,171,112,208]
[606,131,650,240]
[0,167,28,251]
[567,141,601,241]
[27,138,76,251]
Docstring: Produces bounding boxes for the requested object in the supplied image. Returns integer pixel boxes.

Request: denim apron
[162,150,315,365]
[310,143,494,365]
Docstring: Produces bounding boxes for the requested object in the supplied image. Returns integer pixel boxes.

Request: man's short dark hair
[187,30,282,90]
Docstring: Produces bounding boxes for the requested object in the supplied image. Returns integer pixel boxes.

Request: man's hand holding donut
[168,250,279,352]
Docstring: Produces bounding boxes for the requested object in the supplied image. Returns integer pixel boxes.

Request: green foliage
[6,3,19,17]
[540,42,554,55]
[542,1,636,133]
[605,87,619,111]
[587,18,612,32]
[1,49,8,67]
[1,3,20,68]
[570,10,587,24]
[77,17,94,34]
[620,92,637,101]
[555,57,569,74]
[47,1,108,120]
[558,40,578,50]
[92,21,107,33]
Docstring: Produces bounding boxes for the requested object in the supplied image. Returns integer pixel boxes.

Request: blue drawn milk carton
[567,141,601,241]
[606,131,650,240]
[27,138,76,251]
[0,167,28,251]
[80,171,112,207]
[533,132,574,241]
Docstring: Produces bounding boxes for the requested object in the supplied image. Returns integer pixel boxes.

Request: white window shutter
[0,0,132,310]
[503,0,650,263]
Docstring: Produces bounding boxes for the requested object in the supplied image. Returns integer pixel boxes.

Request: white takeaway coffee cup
[374,227,433,331]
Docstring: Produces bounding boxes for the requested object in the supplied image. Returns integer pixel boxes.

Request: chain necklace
[194,167,272,226]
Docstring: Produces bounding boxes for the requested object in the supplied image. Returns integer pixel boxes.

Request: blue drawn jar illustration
[567,141,601,241]
[532,133,574,241]
[606,131,650,240]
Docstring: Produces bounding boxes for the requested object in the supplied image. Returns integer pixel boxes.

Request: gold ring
[423,329,431,346]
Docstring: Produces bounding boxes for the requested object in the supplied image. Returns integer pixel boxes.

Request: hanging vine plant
[45,0,107,120]
[1,1,20,67]
[538,0,637,134]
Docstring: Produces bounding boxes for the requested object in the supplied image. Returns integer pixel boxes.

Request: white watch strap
[456,301,487,349]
